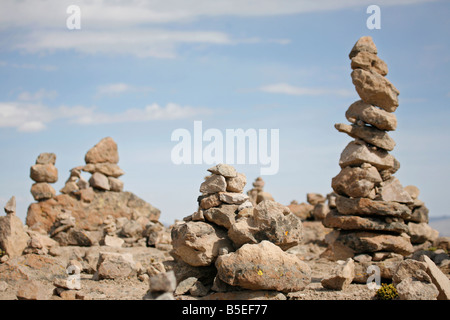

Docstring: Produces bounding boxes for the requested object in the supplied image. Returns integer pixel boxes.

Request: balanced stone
[348,36,377,59]
[335,123,396,151]
[30,163,58,183]
[332,165,382,199]
[351,51,388,76]
[345,100,397,131]
[85,137,119,164]
[199,174,227,194]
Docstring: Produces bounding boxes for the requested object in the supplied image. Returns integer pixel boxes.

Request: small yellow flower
[257,269,263,276]
[285,231,289,236]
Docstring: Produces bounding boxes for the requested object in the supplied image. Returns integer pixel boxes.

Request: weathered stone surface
[36,152,56,165]
[351,51,388,76]
[256,191,274,204]
[30,163,58,183]
[108,177,124,192]
[60,181,78,195]
[198,193,221,210]
[4,196,16,215]
[321,258,355,290]
[85,137,119,164]
[348,36,377,59]
[216,241,311,293]
[228,200,302,250]
[409,205,429,223]
[408,222,439,244]
[83,163,125,178]
[199,175,227,194]
[171,221,233,267]
[339,140,399,173]
[95,252,137,280]
[396,277,439,300]
[203,205,238,229]
[207,163,237,178]
[149,270,177,293]
[404,185,420,200]
[16,280,50,300]
[0,214,30,258]
[219,192,249,205]
[175,277,198,295]
[287,201,313,220]
[226,173,246,193]
[335,195,411,219]
[104,235,124,248]
[379,177,413,204]
[392,259,430,285]
[30,182,56,201]
[323,210,408,234]
[332,165,382,198]
[335,123,395,151]
[89,172,110,191]
[202,290,286,300]
[334,231,413,256]
[345,100,397,131]
[26,190,160,233]
[351,69,400,112]
[422,255,450,300]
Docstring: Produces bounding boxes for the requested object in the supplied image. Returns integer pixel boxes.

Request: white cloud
[96,83,154,96]
[0,101,211,132]
[259,83,352,97]
[17,89,58,101]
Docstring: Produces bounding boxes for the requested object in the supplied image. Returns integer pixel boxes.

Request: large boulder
[215,241,311,293]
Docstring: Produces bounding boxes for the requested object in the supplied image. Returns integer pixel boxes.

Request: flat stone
[335,123,396,151]
[83,163,125,178]
[335,195,412,219]
[199,174,227,194]
[215,241,311,293]
[422,255,450,300]
[379,177,413,204]
[332,165,382,198]
[219,192,249,204]
[175,277,198,295]
[346,100,397,131]
[351,51,388,76]
[207,164,237,178]
[339,140,400,173]
[351,69,400,113]
[323,210,408,234]
[85,137,119,164]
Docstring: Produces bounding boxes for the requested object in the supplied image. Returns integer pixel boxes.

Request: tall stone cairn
[30,153,58,201]
[323,36,418,261]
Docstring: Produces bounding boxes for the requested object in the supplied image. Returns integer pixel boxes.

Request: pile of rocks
[288,192,333,221]
[323,36,425,263]
[171,164,311,297]
[247,177,274,206]
[30,153,58,201]
[0,197,30,259]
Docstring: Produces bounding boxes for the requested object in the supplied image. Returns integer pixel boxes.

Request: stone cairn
[171,164,311,297]
[323,36,419,265]
[247,177,274,207]
[30,153,58,201]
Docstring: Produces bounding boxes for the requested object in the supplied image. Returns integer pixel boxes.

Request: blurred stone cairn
[26,137,166,249]
[322,36,439,281]
[170,164,311,297]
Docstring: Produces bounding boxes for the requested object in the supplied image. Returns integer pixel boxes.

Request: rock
[36,152,56,165]
[226,173,246,193]
[149,270,177,293]
[323,210,408,234]
[332,165,382,198]
[396,277,439,300]
[312,203,330,220]
[175,277,198,295]
[287,201,313,220]
[345,100,397,131]
[85,137,119,164]
[26,191,160,233]
[4,196,16,215]
[30,182,56,201]
[95,252,137,280]
[189,280,209,297]
[198,193,221,210]
[203,205,238,229]
[392,259,431,285]
[30,163,58,183]
[435,237,450,252]
[0,281,8,292]
[53,276,81,291]
[219,192,249,205]
[379,177,413,204]
[335,123,396,151]
[215,241,311,293]
[408,222,439,244]
[339,140,399,173]
[404,185,420,200]
[207,163,237,178]
[409,205,429,223]
[0,214,30,258]
[24,230,58,255]
[171,221,234,267]
[256,191,274,204]
[335,195,411,219]
[83,163,125,178]
[421,255,450,300]
[89,172,110,191]
[199,175,227,194]
[348,36,377,59]
[104,235,124,248]
[321,258,355,290]
[107,177,124,192]
[202,290,286,300]
[228,200,303,250]
[306,193,326,205]
[351,51,388,76]
[16,280,49,300]
[334,231,414,256]
[59,181,79,195]
[351,69,400,113]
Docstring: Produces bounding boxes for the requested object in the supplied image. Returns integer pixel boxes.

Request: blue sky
[0,0,449,225]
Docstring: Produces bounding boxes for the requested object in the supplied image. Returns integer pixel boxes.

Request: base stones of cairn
[0,197,30,258]
[171,164,310,296]
[29,153,58,201]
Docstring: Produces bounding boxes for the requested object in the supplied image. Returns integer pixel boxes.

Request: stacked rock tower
[30,153,58,201]
[323,36,416,260]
